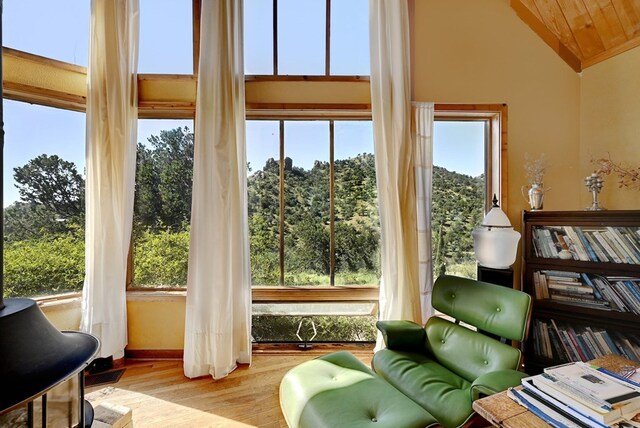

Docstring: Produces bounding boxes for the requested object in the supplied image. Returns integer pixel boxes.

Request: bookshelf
[522,210,640,374]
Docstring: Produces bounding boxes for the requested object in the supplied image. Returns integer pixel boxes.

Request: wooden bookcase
[521,210,640,374]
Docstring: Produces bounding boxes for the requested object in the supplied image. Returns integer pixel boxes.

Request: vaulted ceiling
[510,0,640,72]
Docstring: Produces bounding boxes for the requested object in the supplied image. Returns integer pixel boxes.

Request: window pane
[283,121,330,285]
[252,303,376,342]
[334,121,380,285]
[4,1,89,66]
[139,0,193,74]
[432,121,486,280]
[278,0,325,75]
[330,0,370,75]
[3,100,86,298]
[247,121,281,286]
[132,119,194,288]
[244,0,274,75]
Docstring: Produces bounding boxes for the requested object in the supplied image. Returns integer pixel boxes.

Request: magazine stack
[508,362,640,427]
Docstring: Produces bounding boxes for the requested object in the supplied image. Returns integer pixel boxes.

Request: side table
[472,355,640,427]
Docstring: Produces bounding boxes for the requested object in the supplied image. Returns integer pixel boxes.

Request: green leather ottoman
[279,351,437,428]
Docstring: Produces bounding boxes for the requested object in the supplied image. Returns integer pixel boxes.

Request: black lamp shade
[0,298,100,414]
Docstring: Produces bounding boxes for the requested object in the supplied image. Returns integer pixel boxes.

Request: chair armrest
[376,320,426,351]
[470,369,528,401]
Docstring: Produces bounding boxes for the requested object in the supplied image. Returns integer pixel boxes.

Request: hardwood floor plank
[86,352,372,427]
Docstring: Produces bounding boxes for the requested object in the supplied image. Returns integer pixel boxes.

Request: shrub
[3,233,85,297]
[133,228,190,286]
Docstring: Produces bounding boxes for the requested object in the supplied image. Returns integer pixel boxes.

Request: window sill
[28,285,380,309]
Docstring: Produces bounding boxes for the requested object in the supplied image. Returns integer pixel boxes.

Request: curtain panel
[369,0,422,328]
[413,102,435,324]
[183,0,252,380]
[82,0,140,359]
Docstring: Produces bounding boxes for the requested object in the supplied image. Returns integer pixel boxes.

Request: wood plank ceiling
[511,0,640,72]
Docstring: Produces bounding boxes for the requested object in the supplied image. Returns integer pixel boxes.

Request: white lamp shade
[472,200,521,269]
[472,227,521,269]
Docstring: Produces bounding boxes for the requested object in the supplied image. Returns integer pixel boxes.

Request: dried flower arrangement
[524,153,548,185]
[592,155,640,191]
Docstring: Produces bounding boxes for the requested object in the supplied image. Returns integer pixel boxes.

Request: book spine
[583,231,610,263]
[606,227,638,263]
[574,228,598,262]
[581,273,604,301]
[593,231,622,264]
[564,226,589,261]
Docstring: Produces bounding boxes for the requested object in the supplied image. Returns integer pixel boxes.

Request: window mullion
[329,120,335,286]
[273,0,279,75]
[325,0,331,76]
[279,120,285,286]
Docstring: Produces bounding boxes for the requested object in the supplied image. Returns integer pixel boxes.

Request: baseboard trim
[125,349,183,360]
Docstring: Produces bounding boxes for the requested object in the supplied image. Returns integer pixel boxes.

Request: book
[593,230,623,264]
[508,386,587,428]
[575,228,599,262]
[543,362,640,413]
[523,375,616,425]
[564,226,590,261]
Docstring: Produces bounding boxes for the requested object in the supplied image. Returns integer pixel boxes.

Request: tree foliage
[12,154,85,222]
[4,127,484,296]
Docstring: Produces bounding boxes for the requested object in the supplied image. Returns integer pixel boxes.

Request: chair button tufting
[441,339,445,344]
[484,360,488,365]
[371,418,378,422]
[496,307,501,312]
[451,293,456,298]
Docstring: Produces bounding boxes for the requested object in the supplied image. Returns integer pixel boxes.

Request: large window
[247,119,379,287]
[131,120,194,288]
[244,0,370,76]
[3,100,86,298]
[431,105,507,280]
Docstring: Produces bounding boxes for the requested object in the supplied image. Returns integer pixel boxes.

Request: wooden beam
[192,0,201,74]
[582,34,640,67]
[511,0,583,72]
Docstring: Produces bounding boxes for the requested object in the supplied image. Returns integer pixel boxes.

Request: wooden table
[472,355,640,427]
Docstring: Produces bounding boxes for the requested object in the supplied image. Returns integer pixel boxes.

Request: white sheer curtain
[413,102,435,324]
[82,0,139,359]
[370,0,422,327]
[183,0,252,380]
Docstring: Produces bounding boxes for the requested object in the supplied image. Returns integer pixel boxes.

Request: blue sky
[2,0,484,207]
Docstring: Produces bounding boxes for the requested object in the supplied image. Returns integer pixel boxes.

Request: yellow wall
[40,298,82,331]
[126,293,186,350]
[411,0,582,225]
[40,294,186,352]
[580,47,640,210]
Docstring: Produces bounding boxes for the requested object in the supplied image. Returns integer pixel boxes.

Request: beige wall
[580,47,640,210]
[411,0,582,225]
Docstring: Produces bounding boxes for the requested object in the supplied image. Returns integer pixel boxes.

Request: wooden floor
[86,349,373,428]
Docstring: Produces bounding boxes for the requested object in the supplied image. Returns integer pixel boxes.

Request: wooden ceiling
[511,0,640,72]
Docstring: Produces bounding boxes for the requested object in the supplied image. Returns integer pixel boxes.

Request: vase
[521,183,547,211]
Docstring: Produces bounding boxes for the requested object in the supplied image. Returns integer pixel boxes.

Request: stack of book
[508,361,640,427]
[532,319,640,363]
[532,270,640,315]
[532,225,640,264]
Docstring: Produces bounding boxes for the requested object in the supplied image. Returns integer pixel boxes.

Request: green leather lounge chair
[280,275,532,428]
[373,275,533,427]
